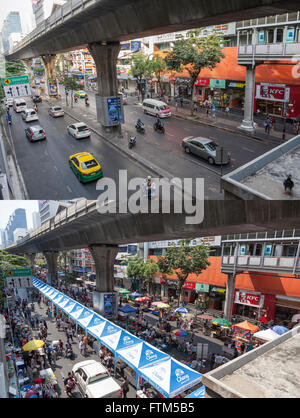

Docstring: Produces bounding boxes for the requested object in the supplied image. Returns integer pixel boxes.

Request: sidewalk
[167,102,294,144]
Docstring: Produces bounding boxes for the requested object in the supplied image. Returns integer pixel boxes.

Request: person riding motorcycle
[155,116,163,131]
[64,373,76,396]
[33,103,38,113]
[136,118,144,129]
[6,113,12,125]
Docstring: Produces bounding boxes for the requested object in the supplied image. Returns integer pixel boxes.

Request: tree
[61,76,80,107]
[165,31,225,115]
[5,61,26,77]
[130,52,152,101]
[157,239,210,306]
[125,255,145,292]
[142,259,159,295]
[150,56,167,97]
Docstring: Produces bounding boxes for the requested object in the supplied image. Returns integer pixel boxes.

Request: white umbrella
[291,314,300,323]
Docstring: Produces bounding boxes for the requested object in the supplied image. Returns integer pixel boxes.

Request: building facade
[1,12,22,52]
[4,208,27,246]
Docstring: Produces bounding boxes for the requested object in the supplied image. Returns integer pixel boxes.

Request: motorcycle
[63,377,76,398]
[65,348,74,360]
[135,122,145,134]
[128,136,136,149]
[153,122,165,134]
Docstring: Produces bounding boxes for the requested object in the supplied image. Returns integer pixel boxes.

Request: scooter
[85,100,90,107]
[153,122,165,134]
[135,123,145,134]
[128,136,136,149]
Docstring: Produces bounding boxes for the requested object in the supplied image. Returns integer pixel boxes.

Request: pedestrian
[83,335,87,355]
[180,96,183,108]
[193,102,198,113]
[51,349,57,368]
[240,342,246,353]
[210,353,216,370]
[79,340,85,356]
[121,376,129,398]
[225,105,230,116]
[264,117,271,134]
[283,175,294,194]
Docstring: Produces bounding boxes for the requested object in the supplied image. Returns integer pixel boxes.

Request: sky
[0,200,39,231]
[0,0,35,35]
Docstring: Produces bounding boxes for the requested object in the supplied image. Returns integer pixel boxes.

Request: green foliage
[150,56,167,94]
[130,51,152,82]
[0,250,29,270]
[61,76,80,92]
[5,61,26,76]
[157,239,210,304]
[125,255,145,280]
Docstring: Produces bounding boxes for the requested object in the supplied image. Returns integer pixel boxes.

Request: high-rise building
[4,208,27,246]
[32,211,41,230]
[1,12,22,52]
[33,0,67,27]
[0,229,6,249]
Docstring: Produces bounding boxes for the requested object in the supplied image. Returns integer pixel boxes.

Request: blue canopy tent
[137,357,202,398]
[185,385,206,398]
[130,292,142,298]
[86,315,107,340]
[175,307,189,314]
[119,305,138,314]
[76,308,95,329]
[271,325,289,335]
[99,324,140,354]
[68,303,85,321]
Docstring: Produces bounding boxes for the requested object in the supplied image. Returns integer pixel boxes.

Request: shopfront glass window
[255,244,262,256]
[267,29,274,43]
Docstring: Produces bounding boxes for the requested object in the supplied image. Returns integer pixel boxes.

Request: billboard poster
[256,83,290,102]
[47,79,58,96]
[104,293,117,316]
[235,290,264,307]
[107,96,123,125]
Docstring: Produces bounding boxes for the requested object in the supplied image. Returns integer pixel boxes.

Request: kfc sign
[235,291,264,307]
[256,83,290,102]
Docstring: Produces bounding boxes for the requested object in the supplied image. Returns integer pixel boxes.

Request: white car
[21,109,39,123]
[49,106,64,117]
[67,122,91,139]
[72,360,121,398]
[5,98,13,107]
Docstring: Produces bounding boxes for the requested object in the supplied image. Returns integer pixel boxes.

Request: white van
[143,99,171,118]
[13,98,27,113]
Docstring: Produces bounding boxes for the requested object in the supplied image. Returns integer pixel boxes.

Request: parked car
[69,152,103,183]
[25,125,46,142]
[181,136,231,165]
[72,360,121,398]
[21,109,39,123]
[49,106,64,117]
[67,122,91,139]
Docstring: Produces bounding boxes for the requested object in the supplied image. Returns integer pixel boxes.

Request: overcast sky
[0,200,39,231]
[0,0,34,34]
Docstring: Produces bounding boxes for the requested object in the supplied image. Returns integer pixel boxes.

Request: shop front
[175,77,192,98]
[195,283,210,309]
[209,79,227,107]
[254,83,290,117]
[165,279,178,300]
[194,78,210,101]
[208,287,226,311]
[233,290,276,322]
[275,295,300,322]
[181,282,196,303]
[225,80,245,109]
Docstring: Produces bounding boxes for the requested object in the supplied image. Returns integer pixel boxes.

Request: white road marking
[44,151,48,156]
[54,166,58,171]
[66,186,72,193]
[242,147,255,153]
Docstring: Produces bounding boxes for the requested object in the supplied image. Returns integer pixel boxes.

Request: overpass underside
[6,200,300,255]
[6,0,300,60]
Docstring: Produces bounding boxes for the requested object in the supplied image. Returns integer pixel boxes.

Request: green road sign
[5,268,32,278]
[1,75,29,86]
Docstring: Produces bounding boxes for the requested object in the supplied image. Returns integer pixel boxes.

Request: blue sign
[104,293,117,316]
[107,96,123,126]
[131,41,141,52]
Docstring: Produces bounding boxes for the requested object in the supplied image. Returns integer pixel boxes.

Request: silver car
[182,136,230,165]
[67,122,91,139]
[25,125,46,142]
[49,106,64,117]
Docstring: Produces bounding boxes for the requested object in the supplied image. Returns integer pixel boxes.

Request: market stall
[232,321,259,351]
[253,329,279,343]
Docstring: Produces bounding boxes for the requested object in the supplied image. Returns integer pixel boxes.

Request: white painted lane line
[66,186,72,193]
[44,151,49,156]
[54,166,58,171]
[242,147,255,153]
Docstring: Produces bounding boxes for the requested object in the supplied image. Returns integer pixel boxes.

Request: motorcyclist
[155,115,163,130]
[136,118,144,128]
[128,135,136,147]
[6,113,12,125]
[33,103,38,113]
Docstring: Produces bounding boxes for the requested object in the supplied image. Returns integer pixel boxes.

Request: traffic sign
[1,75,32,98]
[4,268,33,289]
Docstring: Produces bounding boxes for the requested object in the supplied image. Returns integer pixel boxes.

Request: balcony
[238,42,300,64]
[221,255,300,274]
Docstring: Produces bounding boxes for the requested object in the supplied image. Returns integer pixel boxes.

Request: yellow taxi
[75,90,87,98]
[69,152,103,183]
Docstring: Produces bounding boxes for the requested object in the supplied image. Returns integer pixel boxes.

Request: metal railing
[222,255,300,273]
[222,230,300,242]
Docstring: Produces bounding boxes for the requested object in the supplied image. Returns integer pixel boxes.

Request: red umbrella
[135,297,150,302]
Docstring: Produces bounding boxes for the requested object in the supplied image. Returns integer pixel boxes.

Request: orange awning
[232,321,259,333]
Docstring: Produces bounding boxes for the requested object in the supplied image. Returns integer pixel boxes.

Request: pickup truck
[72,360,122,398]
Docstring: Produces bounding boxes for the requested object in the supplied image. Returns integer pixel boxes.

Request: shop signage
[210,79,226,89]
[211,287,226,294]
[235,290,264,308]
[182,282,195,290]
[195,283,209,292]
[176,77,190,84]
[194,78,210,87]
[169,76,176,83]
[227,81,245,89]
[47,79,58,96]
[256,83,290,102]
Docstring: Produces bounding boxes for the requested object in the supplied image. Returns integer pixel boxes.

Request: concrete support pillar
[41,54,59,98]
[21,59,34,82]
[224,274,236,322]
[88,42,123,131]
[89,245,119,316]
[27,253,36,273]
[239,65,256,133]
[44,252,59,286]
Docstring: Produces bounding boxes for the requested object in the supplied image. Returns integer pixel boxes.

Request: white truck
[72,360,122,398]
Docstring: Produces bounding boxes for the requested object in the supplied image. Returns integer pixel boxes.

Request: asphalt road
[8,91,275,200]
[8,99,149,200]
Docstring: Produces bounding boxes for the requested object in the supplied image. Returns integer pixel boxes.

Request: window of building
[276,28,284,43]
